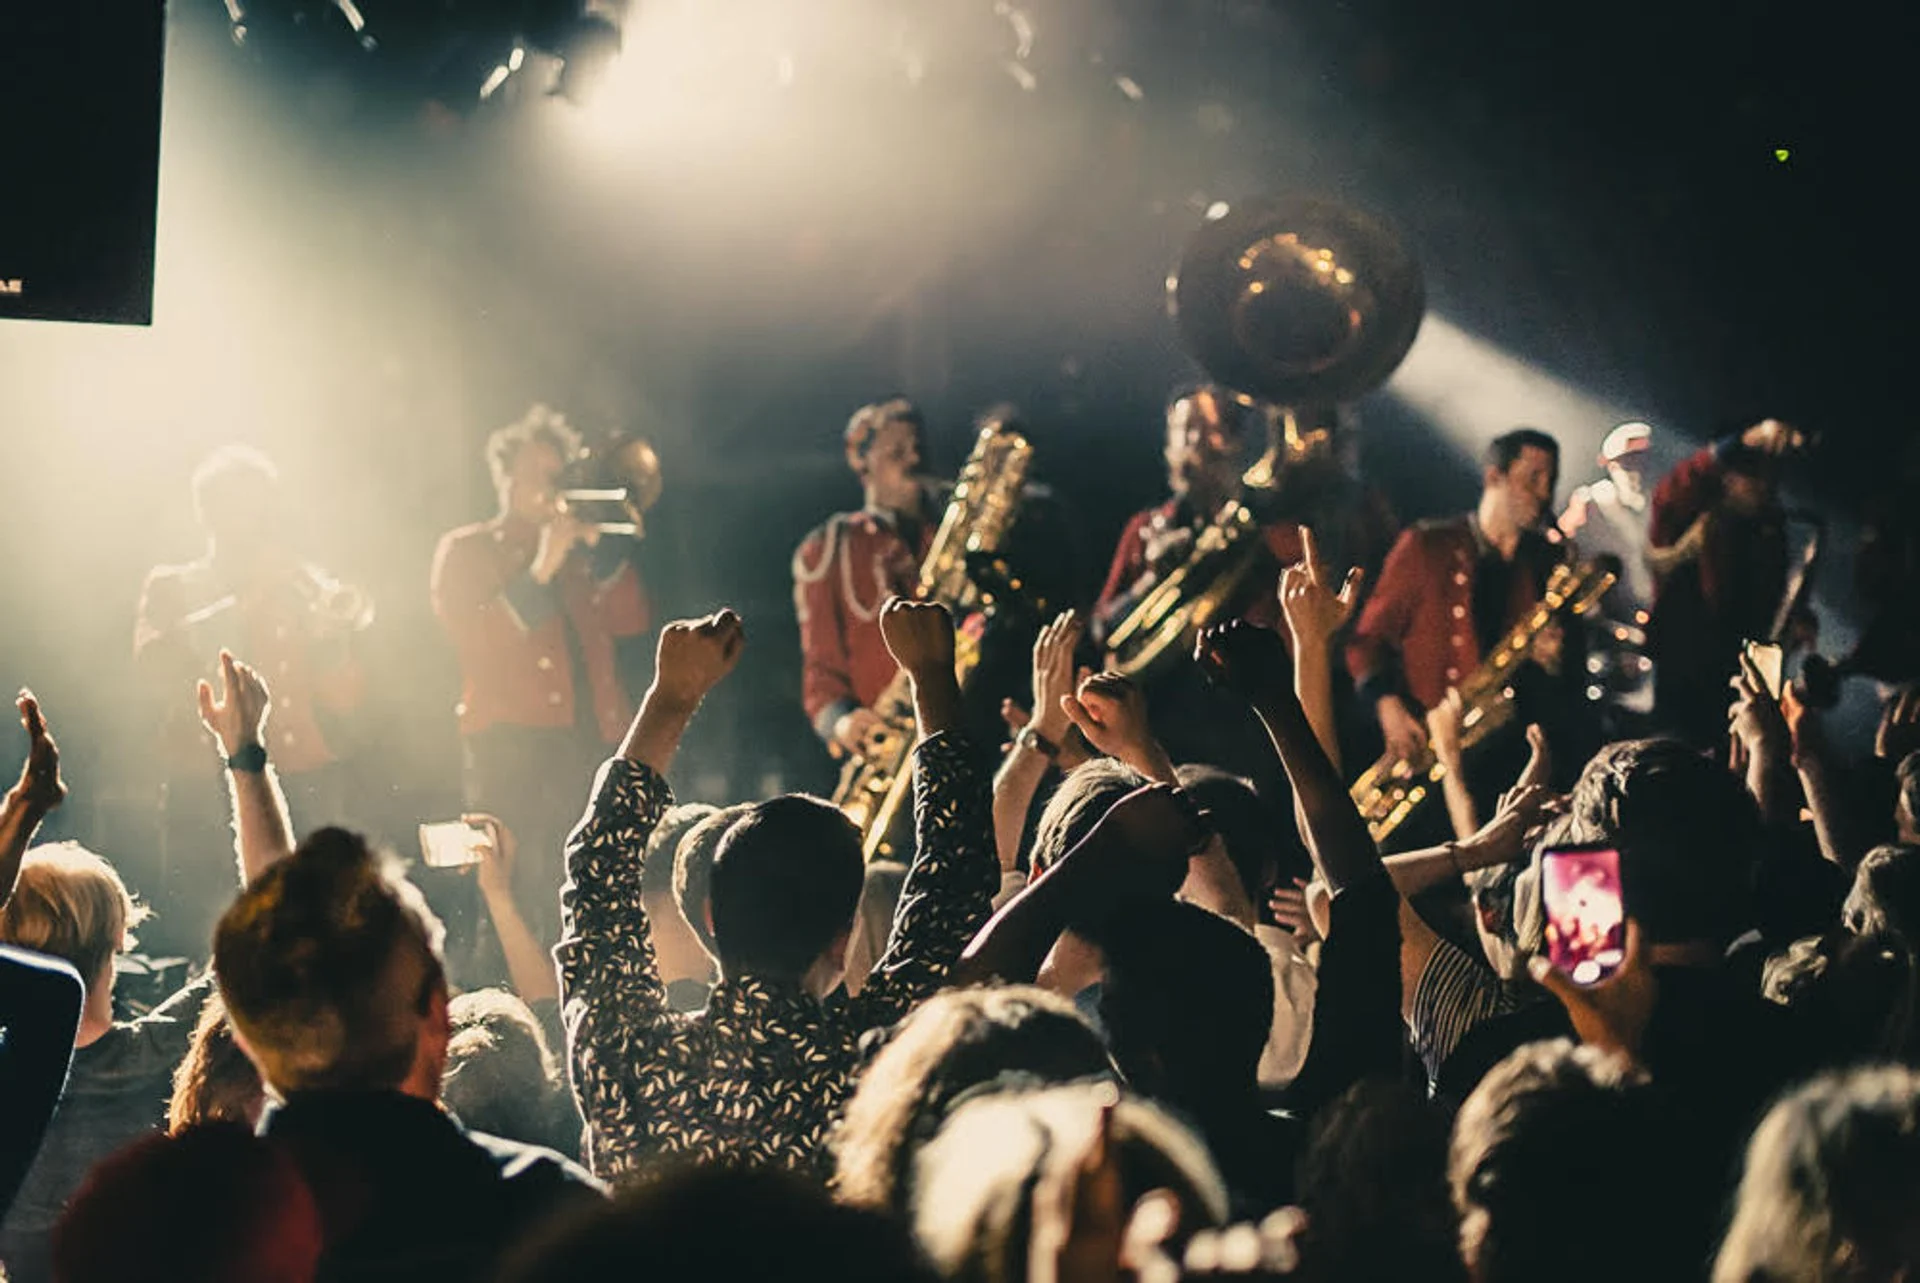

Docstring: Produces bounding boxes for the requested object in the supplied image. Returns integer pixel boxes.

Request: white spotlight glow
[1386,314,1634,461]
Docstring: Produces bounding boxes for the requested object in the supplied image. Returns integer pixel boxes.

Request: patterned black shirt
[556,733,994,1183]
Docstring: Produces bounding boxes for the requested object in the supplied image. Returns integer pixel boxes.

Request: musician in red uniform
[1645,418,1805,748]
[791,398,937,755]
[431,405,649,942]
[1346,429,1569,770]
[135,444,372,951]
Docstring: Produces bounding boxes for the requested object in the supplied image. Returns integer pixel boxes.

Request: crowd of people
[1,391,1918,1283]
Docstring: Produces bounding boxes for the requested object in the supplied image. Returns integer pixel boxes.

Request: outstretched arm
[560,610,745,1180]
[0,692,67,911]
[197,652,294,886]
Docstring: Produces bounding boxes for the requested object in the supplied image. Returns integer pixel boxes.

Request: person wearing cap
[1645,417,1807,748]
[1559,422,1656,616]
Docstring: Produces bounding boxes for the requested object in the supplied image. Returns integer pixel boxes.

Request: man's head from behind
[1096,899,1273,1107]
[1452,1040,1690,1283]
[673,803,755,962]
[1030,757,1149,876]
[708,796,864,990]
[214,827,449,1098]
[0,841,148,1001]
[1517,737,1763,952]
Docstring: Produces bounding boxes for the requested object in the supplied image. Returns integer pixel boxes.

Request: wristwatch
[226,743,269,774]
[1015,726,1060,760]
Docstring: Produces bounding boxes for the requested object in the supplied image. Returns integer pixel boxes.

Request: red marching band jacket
[430,518,649,745]
[792,510,930,743]
[1345,517,1559,713]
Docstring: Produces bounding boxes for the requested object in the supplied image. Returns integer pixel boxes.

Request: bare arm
[1426,691,1481,842]
[1280,528,1363,774]
[993,612,1085,875]
[1063,671,1254,928]
[0,693,67,911]
[197,652,294,884]
[469,815,558,1003]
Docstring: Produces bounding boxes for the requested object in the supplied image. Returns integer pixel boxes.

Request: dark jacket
[0,976,208,1283]
[262,1089,605,1283]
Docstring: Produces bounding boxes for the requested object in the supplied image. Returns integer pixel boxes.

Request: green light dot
[1774,148,1791,162]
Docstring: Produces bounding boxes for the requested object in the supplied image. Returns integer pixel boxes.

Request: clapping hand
[1278,527,1362,654]
[653,610,746,708]
[1027,611,1084,745]
[196,650,272,760]
[11,690,66,816]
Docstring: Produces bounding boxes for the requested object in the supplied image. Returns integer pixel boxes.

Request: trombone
[557,437,663,536]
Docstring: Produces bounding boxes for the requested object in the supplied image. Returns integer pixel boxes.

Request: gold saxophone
[832,421,1033,861]
[1349,558,1616,845]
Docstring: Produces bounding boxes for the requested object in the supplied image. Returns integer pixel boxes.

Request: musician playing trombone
[431,405,650,946]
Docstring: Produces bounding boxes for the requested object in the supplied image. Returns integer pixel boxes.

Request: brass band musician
[791,399,936,758]
[134,444,372,949]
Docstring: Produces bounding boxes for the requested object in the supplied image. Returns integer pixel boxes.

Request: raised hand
[1029,611,1084,744]
[1278,527,1363,653]
[1875,684,1920,762]
[1426,688,1468,766]
[880,598,957,681]
[462,812,515,902]
[1194,620,1291,701]
[1528,919,1657,1061]
[1060,671,1162,773]
[12,690,66,815]
[196,650,272,759]
[653,609,746,708]
[1729,650,1790,762]
[1377,694,1429,762]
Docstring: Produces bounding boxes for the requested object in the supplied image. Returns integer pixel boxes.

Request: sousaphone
[1104,196,1425,677]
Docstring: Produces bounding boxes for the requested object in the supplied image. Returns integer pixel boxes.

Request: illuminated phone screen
[1541,846,1625,986]
[418,821,488,869]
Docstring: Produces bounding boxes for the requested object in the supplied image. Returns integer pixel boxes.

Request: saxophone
[832,421,1034,861]
[1349,559,1616,845]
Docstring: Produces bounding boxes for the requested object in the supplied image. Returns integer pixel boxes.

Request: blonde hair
[0,843,149,994]
[1715,1065,1920,1283]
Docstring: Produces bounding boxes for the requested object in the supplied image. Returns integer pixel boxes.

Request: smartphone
[418,821,490,869]
[1540,844,1626,987]
[1744,640,1784,700]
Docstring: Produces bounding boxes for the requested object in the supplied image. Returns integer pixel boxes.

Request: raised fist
[1194,620,1290,699]
[654,610,745,707]
[879,598,956,680]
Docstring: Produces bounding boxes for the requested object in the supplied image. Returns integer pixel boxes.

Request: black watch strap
[226,743,269,774]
